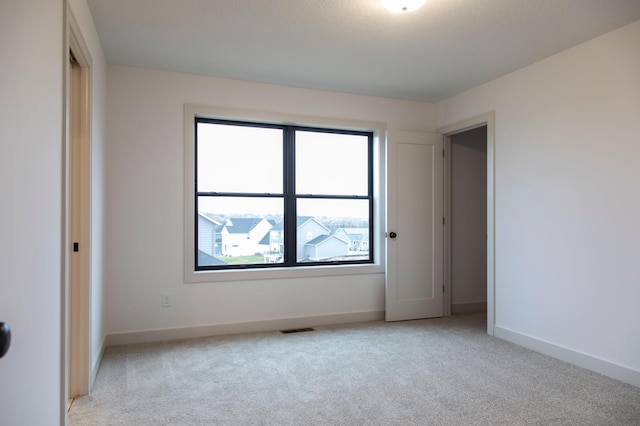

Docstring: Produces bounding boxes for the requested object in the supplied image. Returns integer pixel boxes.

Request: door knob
[0,322,10,359]
[388,232,397,239]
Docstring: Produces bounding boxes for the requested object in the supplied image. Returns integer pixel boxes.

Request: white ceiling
[86,0,640,102]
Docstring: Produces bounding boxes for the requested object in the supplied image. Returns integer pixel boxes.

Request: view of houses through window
[197,213,370,267]
[195,119,373,269]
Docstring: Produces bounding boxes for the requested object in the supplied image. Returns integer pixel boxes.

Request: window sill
[184,263,384,284]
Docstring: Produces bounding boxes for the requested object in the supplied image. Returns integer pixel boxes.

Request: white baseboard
[494,325,640,388]
[90,334,107,392]
[105,310,385,347]
[451,301,487,314]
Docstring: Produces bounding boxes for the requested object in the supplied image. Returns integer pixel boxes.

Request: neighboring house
[296,216,331,261]
[334,227,369,252]
[202,215,364,262]
[221,217,273,256]
[259,221,284,263]
[197,249,227,267]
[197,213,223,256]
[303,234,349,261]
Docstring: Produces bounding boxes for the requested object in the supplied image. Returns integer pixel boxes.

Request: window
[194,117,374,270]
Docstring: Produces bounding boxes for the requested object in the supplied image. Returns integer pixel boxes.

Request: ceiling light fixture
[380,0,427,13]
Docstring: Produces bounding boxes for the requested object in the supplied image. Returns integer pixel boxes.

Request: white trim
[438,112,495,336]
[442,137,452,317]
[189,264,385,283]
[62,4,69,424]
[183,104,386,283]
[90,335,107,388]
[105,310,385,346]
[495,325,640,388]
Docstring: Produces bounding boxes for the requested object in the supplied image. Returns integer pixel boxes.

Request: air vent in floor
[280,327,315,334]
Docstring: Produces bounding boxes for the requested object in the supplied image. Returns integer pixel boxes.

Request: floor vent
[280,327,315,334]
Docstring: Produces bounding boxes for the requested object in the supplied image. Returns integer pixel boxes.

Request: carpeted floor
[69,314,640,425]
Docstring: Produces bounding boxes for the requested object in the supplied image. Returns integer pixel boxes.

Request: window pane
[295,131,369,196]
[197,122,283,193]
[296,198,370,263]
[197,197,284,267]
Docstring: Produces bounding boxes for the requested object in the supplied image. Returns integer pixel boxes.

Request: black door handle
[0,322,11,359]
[388,232,397,239]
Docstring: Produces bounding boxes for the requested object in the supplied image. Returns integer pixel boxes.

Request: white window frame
[184,104,386,283]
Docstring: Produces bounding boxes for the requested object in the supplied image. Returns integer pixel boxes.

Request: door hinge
[443,285,445,293]
[73,242,79,252]
[442,149,445,157]
[442,217,445,225]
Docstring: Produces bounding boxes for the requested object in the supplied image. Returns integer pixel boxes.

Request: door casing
[66,8,93,401]
[439,112,495,336]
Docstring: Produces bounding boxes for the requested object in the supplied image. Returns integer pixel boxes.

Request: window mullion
[284,126,296,266]
[368,134,374,263]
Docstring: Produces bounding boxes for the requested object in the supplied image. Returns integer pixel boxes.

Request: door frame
[439,112,495,336]
[66,8,93,402]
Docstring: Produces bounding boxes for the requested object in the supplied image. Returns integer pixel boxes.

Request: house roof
[343,228,369,241]
[296,216,314,227]
[341,227,368,236]
[258,232,270,246]
[198,212,223,227]
[305,234,348,247]
[297,216,330,232]
[197,250,226,266]
[268,221,283,231]
[224,218,266,234]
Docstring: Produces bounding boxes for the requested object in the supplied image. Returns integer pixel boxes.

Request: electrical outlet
[162,292,171,307]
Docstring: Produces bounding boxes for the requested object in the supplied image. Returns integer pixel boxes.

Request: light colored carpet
[69,314,640,425]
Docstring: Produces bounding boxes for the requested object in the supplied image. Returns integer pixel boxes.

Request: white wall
[438,19,640,383]
[68,0,108,386]
[450,127,487,308]
[105,65,436,337]
[0,1,64,424]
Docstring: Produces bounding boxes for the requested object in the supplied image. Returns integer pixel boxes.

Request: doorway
[449,127,487,315]
[440,112,495,335]
[67,11,92,404]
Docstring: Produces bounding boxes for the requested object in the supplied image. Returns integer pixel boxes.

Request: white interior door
[386,131,443,321]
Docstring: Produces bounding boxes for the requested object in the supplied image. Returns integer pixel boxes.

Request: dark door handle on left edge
[0,322,11,359]
[388,232,397,239]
